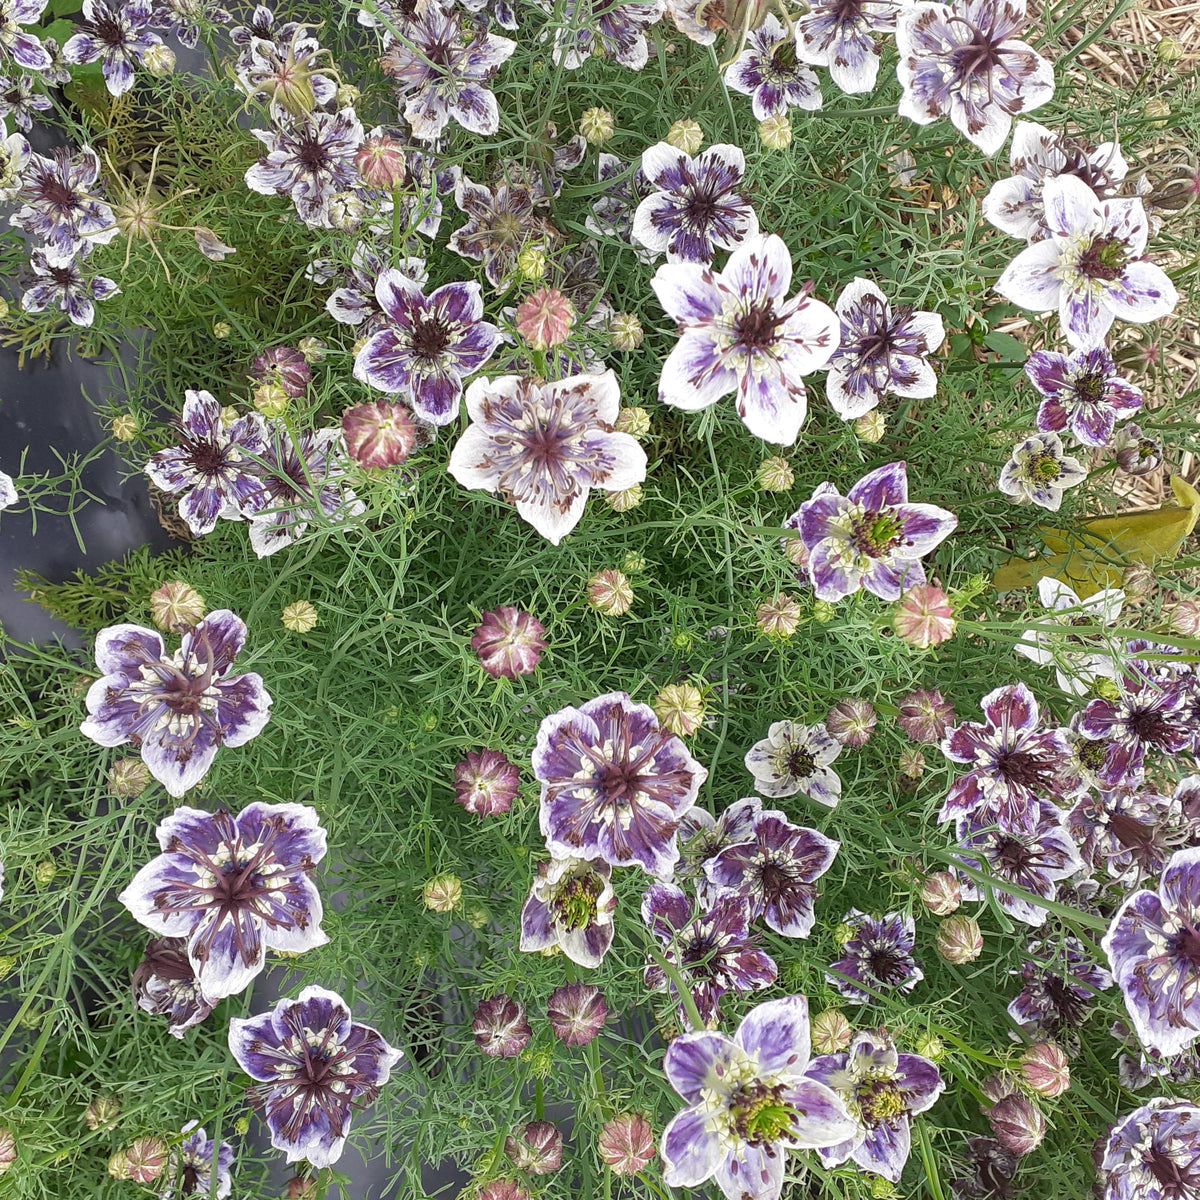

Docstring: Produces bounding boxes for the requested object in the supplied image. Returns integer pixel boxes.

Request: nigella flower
[586,153,652,252]
[983,121,1127,242]
[162,1122,234,1199]
[61,0,163,96]
[11,145,119,258]
[705,809,840,938]
[249,346,310,399]
[824,278,945,420]
[151,0,232,51]
[660,995,857,1200]
[472,993,531,1057]
[1101,1099,1200,1199]
[519,854,616,967]
[792,461,957,603]
[119,801,328,1001]
[380,8,515,141]
[0,469,16,511]
[632,142,758,264]
[996,175,1178,350]
[144,390,268,537]
[651,233,839,445]
[20,243,120,328]
[0,126,29,202]
[998,430,1086,511]
[131,936,216,1037]
[1028,345,1145,446]
[470,605,546,678]
[0,0,51,71]
[80,612,272,797]
[724,15,822,119]
[954,800,1084,927]
[244,109,364,229]
[448,172,556,291]
[1006,933,1112,1034]
[453,748,519,816]
[448,372,647,544]
[547,0,664,70]
[1103,847,1200,1057]
[794,0,898,94]
[0,73,51,131]
[938,682,1080,835]
[675,796,762,882]
[826,910,923,1003]
[642,882,777,1023]
[534,691,706,878]
[1015,576,1124,696]
[1066,786,1175,887]
[229,986,403,1168]
[507,1120,563,1174]
[353,270,500,426]
[1113,421,1163,476]
[805,1030,945,1181]
[545,982,607,1046]
[247,423,365,559]
[895,0,1054,157]
[743,720,842,807]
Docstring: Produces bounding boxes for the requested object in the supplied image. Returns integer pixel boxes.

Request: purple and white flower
[805,1030,945,1181]
[938,681,1080,835]
[448,172,555,291]
[586,153,652,254]
[162,1122,234,1199]
[61,0,162,96]
[0,126,30,201]
[724,15,822,119]
[1113,421,1163,476]
[632,142,758,264]
[705,809,839,938]
[533,690,707,878]
[824,278,945,420]
[660,995,857,1200]
[675,797,762,883]
[895,0,1054,157]
[983,120,1127,242]
[151,0,231,51]
[548,0,663,70]
[1025,345,1142,448]
[20,243,120,328]
[381,8,515,141]
[651,232,840,445]
[743,719,842,807]
[1006,933,1112,1034]
[826,910,923,1003]
[353,270,499,426]
[144,390,268,536]
[80,612,272,797]
[228,985,402,1168]
[119,801,327,1001]
[447,372,647,545]
[0,469,17,511]
[996,174,1178,350]
[1067,786,1175,888]
[998,430,1086,511]
[519,854,616,967]
[1015,576,1124,696]
[11,145,119,257]
[794,0,898,94]
[473,993,531,1057]
[1100,1099,1200,1199]
[642,882,777,1023]
[0,73,51,131]
[792,461,957,603]
[131,936,217,1037]
[0,0,51,71]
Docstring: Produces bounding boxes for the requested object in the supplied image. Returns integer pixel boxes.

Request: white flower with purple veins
[793,461,958,602]
[676,796,762,882]
[244,108,364,229]
[119,802,327,1001]
[381,8,515,142]
[896,0,1054,156]
[794,0,900,95]
[1101,1099,1200,1200]
[1026,346,1142,448]
[0,74,52,131]
[0,126,30,201]
[80,612,272,797]
[20,243,120,328]
[826,910,923,1003]
[632,141,758,264]
[144,389,268,536]
[998,430,1086,511]
[660,995,857,1200]
[548,0,664,70]
[996,174,1178,350]
[534,691,707,878]
[1016,577,1124,697]
[162,1122,234,1199]
[520,854,617,967]
[353,270,499,426]
[151,0,232,52]
[0,469,17,511]
[744,720,842,807]
[652,233,839,445]
[62,0,163,96]
[983,121,1127,242]
[447,371,647,544]
[11,145,119,257]
[229,986,403,1168]
[0,0,51,71]
[805,1031,945,1182]
[825,278,945,420]
[724,15,822,119]
[132,936,216,1037]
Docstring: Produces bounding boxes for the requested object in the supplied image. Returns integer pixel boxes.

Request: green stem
[644,942,704,1031]
[535,1075,545,1121]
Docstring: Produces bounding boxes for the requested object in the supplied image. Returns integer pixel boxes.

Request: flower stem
[643,941,704,1031]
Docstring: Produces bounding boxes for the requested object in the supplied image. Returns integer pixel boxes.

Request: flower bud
[812,599,837,623]
[605,484,643,512]
[107,757,151,798]
[285,1174,320,1200]
[471,606,546,678]
[212,321,231,339]
[920,871,961,916]
[899,746,926,779]
[1091,677,1121,702]
[34,860,55,887]
[328,191,364,231]
[580,106,615,144]
[453,748,519,817]
[281,600,319,633]
[615,406,650,438]
[757,456,794,492]
[506,1121,562,1174]
[516,245,547,280]
[810,1009,853,1054]
[897,688,955,744]
[987,1094,1045,1156]
[980,1071,1018,1106]
[0,1128,15,1175]
[653,682,706,737]
[515,286,574,350]
[893,584,956,648]
[756,593,801,639]
[423,874,462,913]
[355,135,408,189]
[335,82,361,107]
[107,1150,131,1180]
[546,982,608,1046]
[342,400,418,469]
[1121,562,1156,602]
[142,42,175,75]
[622,551,646,574]
[1156,35,1184,62]
[84,1094,121,1132]
[1144,96,1171,127]
[824,698,876,748]
[149,580,206,633]
[1167,598,1200,638]
[0,296,8,320]
[253,381,289,418]
[757,114,791,149]
[110,413,139,441]
[667,118,703,154]
[588,568,634,616]
[1019,1041,1070,1098]
[219,406,239,426]
[297,336,326,363]
[478,1181,530,1200]
[914,1032,945,1061]
[855,411,887,442]
[598,1113,655,1176]
[936,914,983,964]
[123,1136,168,1183]
[609,312,644,351]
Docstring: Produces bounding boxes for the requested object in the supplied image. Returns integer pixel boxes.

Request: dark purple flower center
[1107,810,1158,853]
[994,749,1055,792]
[1170,925,1200,970]
[178,431,230,477]
[733,302,784,351]
[1074,370,1105,406]
[994,836,1033,876]
[864,942,913,986]
[728,1079,796,1146]
[410,311,452,360]
[1076,737,1109,771]
[1040,972,1089,1028]
[946,15,1005,88]
[1129,704,1171,746]
[37,172,79,211]
[1079,235,1128,282]
[294,129,332,174]
[92,8,128,48]
[47,264,75,288]
[850,509,904,558]
[758,855,809,904]
[785,746,815,778]
[1142,1142,1200,1195]
[180,1163,202,1194]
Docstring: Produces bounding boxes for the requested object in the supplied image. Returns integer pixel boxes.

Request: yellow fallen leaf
[993,475,1200,597]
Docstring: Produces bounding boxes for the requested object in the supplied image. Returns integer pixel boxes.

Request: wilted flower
[744,720,842,806]
[653,682,706,737]
[131,936,216,1037]
[280,600,319,634]
[474,994,531,1057]
[651,233,839,445]
[81,612,272,797]
[1015,577,1124,696]
[1100,1099,1200,1198]
[827,910,923,1003]
[453,748,519,816]
[1025,346,1141,448]
[898,688,955,744]
[598,1113,655,1175]
[506,1120,562,1174]
[341,401,418,470]
[535,690,707,878]
[920,871,961,915]
[471,605,547,678]
[756,593,802,638]
[1006,933,1113,1035]
[1019,1041,1069,1097]
[448,172,556,291]
[811,1008,853,1054]
[229,985,402,1167]
[895,0,1054,156]
[724,14,822,120]
[423,873,462,912]
[1113,421,1163,476]
[825,699,876,749]
[520,855,616,967]
[546,982,607,1046]
[894,584,957,649]
[162,1122,234,1199]
[124,1136,169,1183]
[449,372,647,544]
[936,914,983,964]
[119,801,328,1001]
[986,1094,1045,1156]
[998,430,1086,511]
[20,243,120,328]
[660,995,857,1200]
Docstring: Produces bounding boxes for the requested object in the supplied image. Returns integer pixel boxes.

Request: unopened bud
[580,106,615,145]
[588,568,634,616]
[812,598,837,623]
[281,600,319,633]
[598,1113,655,1176]
[1144,96,1171,127]
[107,757,152,800]
[34,859,55,887]
[142,42,176,75]
[1121,562,1156,601]
[811,1008,853,1054]
[516,245,547,280]
[335,83,361,107]
[920,871,961,915]
[936,914,983,964]
[757,114,791,149]
[0,1128,15,1174]
[899,746,926,780]
[111,413,139,441]
[1020,1041,1070,1098]
[855,411,887,442]
[1157,35,1184,62]
[758,456,794,492]
[123,1136,168,1183]
[328,191,364,231]
[212,321,231,339]
[423,874,462,913]
[914,1032,945,1061]
[355,135,408,189]
[605,484,643,512]
[297,336,326,363]
[609,311,644,351]
[149,580,206,633]
[614,406,650,438]
[653,682,706,737]
[756,593,801,639]
[894,584,956,648]
[667,118,703,154]
[84,1094,121,1132]
[987,1093,1045,1156]
[253,381,289,418]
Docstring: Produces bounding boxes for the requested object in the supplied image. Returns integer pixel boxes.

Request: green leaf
[982,330,1028,362]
